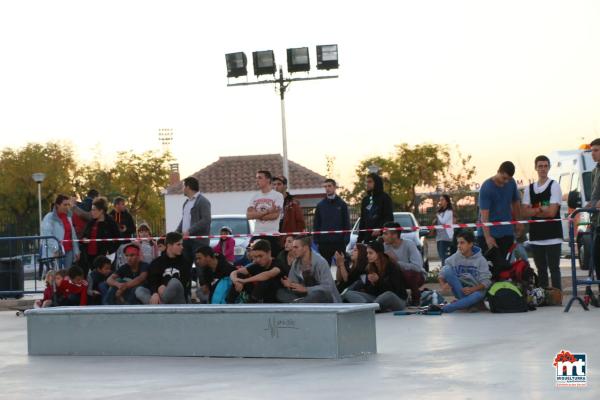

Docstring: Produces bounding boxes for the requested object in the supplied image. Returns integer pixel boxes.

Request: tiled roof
[166,154,326,194]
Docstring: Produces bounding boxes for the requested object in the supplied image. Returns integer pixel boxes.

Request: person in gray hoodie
[439,230,492,313]
[276,236,342,303]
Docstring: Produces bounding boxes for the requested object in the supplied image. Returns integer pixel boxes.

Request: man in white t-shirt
[520,155,563,289]
[247,170,284,256]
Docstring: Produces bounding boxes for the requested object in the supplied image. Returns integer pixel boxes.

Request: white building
[164,154,327,232]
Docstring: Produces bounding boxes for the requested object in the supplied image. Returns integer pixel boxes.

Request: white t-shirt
[248,190,284,234]
[522,179,562,246]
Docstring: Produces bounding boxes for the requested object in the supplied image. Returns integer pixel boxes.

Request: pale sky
[1,0,599,190]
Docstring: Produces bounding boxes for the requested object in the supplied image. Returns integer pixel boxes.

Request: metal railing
[0,235,64,298]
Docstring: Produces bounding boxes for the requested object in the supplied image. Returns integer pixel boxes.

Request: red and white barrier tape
[62,217,571,243]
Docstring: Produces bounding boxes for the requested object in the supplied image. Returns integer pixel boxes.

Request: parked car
[346,212,430,270]
[208,214,255,265]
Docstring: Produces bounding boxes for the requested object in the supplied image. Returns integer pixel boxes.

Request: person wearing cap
[272,175,306,240]
[213,226,235,263]
[342,240,407,312]
[105,242,149,305]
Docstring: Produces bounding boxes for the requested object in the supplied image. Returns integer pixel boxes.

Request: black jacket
[109,209,136,239]
[364,260,407,300]
[358,174,394,243]
[147,253,192,295]
[82,215,121,256]
[314,195,351,245]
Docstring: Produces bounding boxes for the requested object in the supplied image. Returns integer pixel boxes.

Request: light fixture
[32,173,46,183]
[252,50,276,76]
[286,47,310,73]
[225,52,248,78]
[316,44,339,70]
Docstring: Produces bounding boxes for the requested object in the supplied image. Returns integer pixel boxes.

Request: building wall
[164,187,325,233]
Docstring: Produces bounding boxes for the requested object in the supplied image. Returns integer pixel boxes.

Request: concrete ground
[0,304,598,400]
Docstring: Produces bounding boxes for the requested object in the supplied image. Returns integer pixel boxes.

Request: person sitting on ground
[438,230,492,313]
[194,246,235,303]
[276,236,342,303]
[35,270,59,308]
[342,240,407,312]
[57,265,88,306]
[212,226,235,264]
[334,243,369,293]
[381,222,426,305]
[87,256,112,305]
[230,239,283,303]
[136,232,191,305]
[105,243,150,305]
[275,235,295,277]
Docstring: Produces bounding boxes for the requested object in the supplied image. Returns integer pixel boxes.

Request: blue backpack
[211,277,232,304]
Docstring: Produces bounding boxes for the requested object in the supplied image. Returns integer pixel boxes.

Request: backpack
[497,259,538,287]
[211,277,232,304]
[486,281,528,313]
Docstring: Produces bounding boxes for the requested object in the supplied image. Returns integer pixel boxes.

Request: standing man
[521,155,563,290]
[314,179,351,264]
[41,194,80,272]
[272,175,306,237]
[247,170,284,256]
[478,161,521,258]
[586,138,600,294]
[176,176,212,262]
[358,173,394,244]
[109,197,136,239]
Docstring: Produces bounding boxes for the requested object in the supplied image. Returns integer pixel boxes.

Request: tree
[0,142,78,234]
[341,143,476,213]
[73,150,173,230]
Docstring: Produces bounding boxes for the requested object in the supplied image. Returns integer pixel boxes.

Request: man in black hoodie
[136,232,191,304]
[357,173,394,243]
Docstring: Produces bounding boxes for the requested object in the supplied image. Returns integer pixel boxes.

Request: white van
[548,146,594,268]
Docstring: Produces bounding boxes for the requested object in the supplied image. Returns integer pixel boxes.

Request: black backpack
[486,281,528,313]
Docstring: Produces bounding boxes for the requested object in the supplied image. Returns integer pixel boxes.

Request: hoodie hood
[368,173,385,195]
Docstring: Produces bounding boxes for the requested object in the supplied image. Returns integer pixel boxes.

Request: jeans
[104,285,140,305]
[530,244,561,289]
[61,250,75,270]
[436,240,452,266]
[342,290,406,312]
[440,266,485,313]
[136,279,186,304]
[276,288,334,303]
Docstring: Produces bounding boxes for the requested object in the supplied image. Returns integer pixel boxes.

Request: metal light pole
[32,173,46,235]
[228,67,338,190]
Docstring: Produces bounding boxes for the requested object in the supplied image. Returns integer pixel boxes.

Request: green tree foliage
[0,142,77,232]
[0,142,172,236]
[340,143,476,212]
[73,150,173,228]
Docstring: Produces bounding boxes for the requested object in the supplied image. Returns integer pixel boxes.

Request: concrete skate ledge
[26,304,378,359]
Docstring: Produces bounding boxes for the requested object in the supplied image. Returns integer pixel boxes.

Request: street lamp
[32,173,46,236]
[367,164,381,174]
[226,45,339,189]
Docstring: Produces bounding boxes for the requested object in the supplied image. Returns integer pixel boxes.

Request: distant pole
[32,173,46,236]
[278,67,290,189]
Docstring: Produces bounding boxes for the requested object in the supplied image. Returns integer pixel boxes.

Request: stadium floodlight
[225,52,248,78]
[252,50,276,76]
[316,44,339,70]
[286,47,310,73]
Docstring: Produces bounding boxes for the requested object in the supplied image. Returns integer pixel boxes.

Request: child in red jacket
[34,270,68,308]
[213,226,235,263]
[57,265,88,306]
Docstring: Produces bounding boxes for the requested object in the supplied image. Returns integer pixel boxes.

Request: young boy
[438,230,492,313]
[230,239,283,303]
[105,243,149,305]
[87,256,112,305]
[57,265,88,306]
